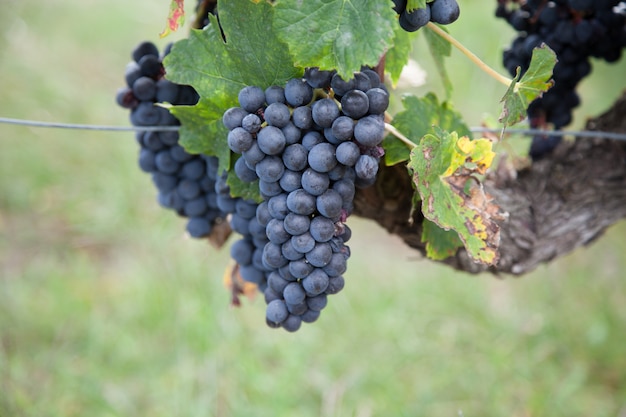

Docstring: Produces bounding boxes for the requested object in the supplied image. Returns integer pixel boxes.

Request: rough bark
[353,91,626,276]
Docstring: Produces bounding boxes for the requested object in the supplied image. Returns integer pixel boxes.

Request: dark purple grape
[132,77,157,101]
[301,168,330,196]
[265,102,291,128]
[267,193,290,220]
[284,78,313,107]
[283,213,311,236]
[305,243,333,268]
[283,282,306,305]
[289,259,315,279]
[325,275,345,295]
[281,314,302,332]
[265,85,286,104]
[282,143,309,171]
[263,242,288,269]
[156,79,180,103]
[132,41,159,62]
[227,127,254,153]
[309,216,336,242]
[312,98,340,128]
[354,115,385,147]
[303,268,330,295]
[335,141,360,166]
[307,294,328,311]
[430,0,459,24]
[286,189,317,215]
[316,189,343,220]
[257,126,287,155]
[138,55,162,78]
[292,106,313,130]
[304,67,335,88]
[341,90,369,118]
[279,169,302,193]
[242,113,262,133]
[266,299,289,325]
[400,5,431,32]
[308,143,338,173]
[291,231,316,254]
[366,88,389,115]
[330,73,356,97]
[331,116,355,142]
[255,156,285,182]
[238,86,266,112]
[223,107,248,130]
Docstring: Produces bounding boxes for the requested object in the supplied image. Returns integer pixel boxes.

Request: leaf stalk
[385,123,417,149]
[426,22,512,88]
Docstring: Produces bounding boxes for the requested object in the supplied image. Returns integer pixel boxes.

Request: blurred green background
[1,1,625,416]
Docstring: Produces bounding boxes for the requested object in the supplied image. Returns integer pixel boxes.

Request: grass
[1,1,626,416]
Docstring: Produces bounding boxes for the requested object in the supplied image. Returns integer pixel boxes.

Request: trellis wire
[0,117,179,132]
[469,126,626,141]
[1,116,626,141]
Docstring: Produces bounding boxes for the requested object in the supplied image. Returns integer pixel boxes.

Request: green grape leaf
[499,44,556,127]
[273,0,396,79]
[168,100,230,171]
[385,24,417,86]
[164,0,300,200]
[383,93,470,166]
[166,1,301,96]
[424,24,453,98]
[406,0,427,12]
[422,219,463,260]
[408,130,504,265]
[160,0,186,38]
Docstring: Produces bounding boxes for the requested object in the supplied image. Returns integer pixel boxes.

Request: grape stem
[385,123,416,149]
[426,22,513,88]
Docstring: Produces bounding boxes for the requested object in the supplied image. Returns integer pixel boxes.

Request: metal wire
[469,126,626,141]
[0,117,179,132]
[1,116,626,141]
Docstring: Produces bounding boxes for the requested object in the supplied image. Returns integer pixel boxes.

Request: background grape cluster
[115,42,229,239]
[222,68,389,331]
[496,0,626,159]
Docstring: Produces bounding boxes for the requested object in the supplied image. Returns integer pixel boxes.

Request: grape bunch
[496,0,626,159]
[216,174,270,289]
[393,0,461,32]
[116,41,229,238]
[222,68,389,331]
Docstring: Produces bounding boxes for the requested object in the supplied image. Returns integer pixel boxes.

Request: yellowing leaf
[422,219,463,261]
[409,131,505,265]
[223,262,258,307]
[160,0,186,38]
[445,136,495,176]
[206,220,233,249]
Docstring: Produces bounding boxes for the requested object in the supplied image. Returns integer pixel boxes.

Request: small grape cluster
[393,0,461,32]
[496,0,626,159]
[116,41,228,238]
[194,0,219,31]
[222,68,389,331]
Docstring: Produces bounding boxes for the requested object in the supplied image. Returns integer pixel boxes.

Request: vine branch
[354,91,626,276]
